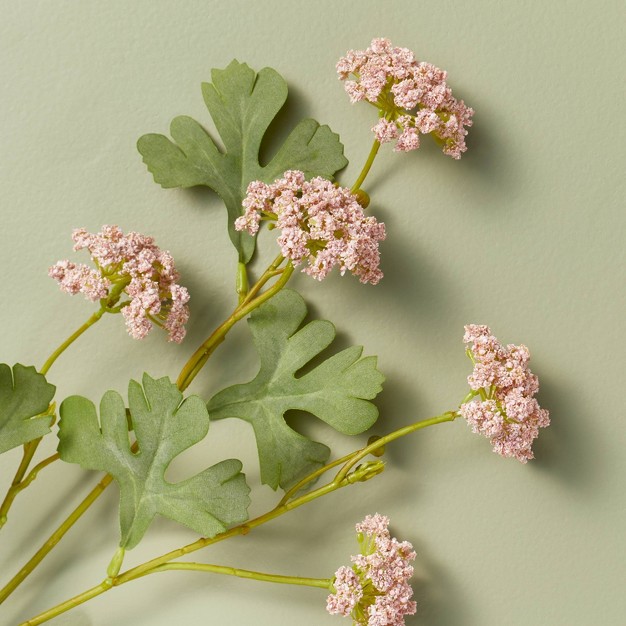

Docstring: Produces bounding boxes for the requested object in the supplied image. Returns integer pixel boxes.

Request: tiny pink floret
[50,225,190,343]
[337,38,474,159]
[460,324,549,462]
[235,171,386,285]
[327,514,417,626]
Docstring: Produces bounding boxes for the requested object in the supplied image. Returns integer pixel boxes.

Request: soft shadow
[259,82,309,166]
[2,470,94,562]
[408,536,472,626]
[458,99,519,195]
[530,376,599,492]
[258,82,347,177]
[377,233,459,324]
[367,376,429,469]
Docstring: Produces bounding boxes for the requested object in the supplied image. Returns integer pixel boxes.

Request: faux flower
[49,225,190,342]
[337,38,474,159]
[235,171,386,284]
[327,514,417,625]
[459,324,550,462]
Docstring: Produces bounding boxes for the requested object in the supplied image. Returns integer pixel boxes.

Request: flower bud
[347,460,385,484]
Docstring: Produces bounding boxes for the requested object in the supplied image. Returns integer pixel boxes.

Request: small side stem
[40,308,105,376]
[115,475,352,586]
[277,451,355,506]
[176,261,293,392]
[148,562,332,590]
[333,411,459,484]
[0,453,59,528]
[236,261,249,305]
[350,139,381,194]
[242,254,285,304]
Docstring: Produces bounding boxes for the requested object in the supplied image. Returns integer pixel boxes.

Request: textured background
[1,1,624,624]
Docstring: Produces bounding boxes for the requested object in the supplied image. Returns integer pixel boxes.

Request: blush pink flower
[337,38,474,159]
[235,171,386,285]
[49,225,190,343]
[459,324,550,462]
[327,514,417,626]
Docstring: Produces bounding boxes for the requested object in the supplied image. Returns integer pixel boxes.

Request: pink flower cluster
[49,225,190,343]
[459,324,550,462]
[235,171,386,284]
[327,514,417,626]
[337,38,474,159]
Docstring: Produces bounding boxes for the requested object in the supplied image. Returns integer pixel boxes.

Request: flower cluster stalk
[148,562,332,590]
[350,139,381,194]
[19,411,459,625]
[177,255,292,391]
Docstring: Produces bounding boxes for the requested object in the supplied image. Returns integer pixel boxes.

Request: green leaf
[137,60,348,263]
[58,374,250,549]
[207,290,385,490]
[0,364,55,454]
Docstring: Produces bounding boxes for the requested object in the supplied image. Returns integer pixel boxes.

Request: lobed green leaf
[0,364,55,454]
[207,289,385,490]
[58,374,250,549]
[137,60,348,262]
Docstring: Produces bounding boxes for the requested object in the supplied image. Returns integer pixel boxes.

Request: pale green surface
[0,1,624,625]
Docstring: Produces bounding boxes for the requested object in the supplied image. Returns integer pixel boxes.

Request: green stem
[19,411,459,623]
[236,261,249,305]
[278,451,355,506]
[242,254,285,304]
[19,581,111,626]
[333,411,459,484]
[350,139,381,194]
[19,477,350,624]
[0,453,59,528]
[176,260,293,392]
[20,562,330,626]
[0,474,113,604]
[148,562,332,590]
[115,472,358,586]
[121,414,457,581]
[41,308,105,376]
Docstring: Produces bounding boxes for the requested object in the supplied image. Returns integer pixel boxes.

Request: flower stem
[277,451,355,506]
[20,564,330,626]
[176,258,293,392]
[40,308,105,376]
[333,411,459,484]
[0,453,59,529]
[350,139,381,194]
[148,562,332,590]
[19,411,459,624]
[115,478,348,587]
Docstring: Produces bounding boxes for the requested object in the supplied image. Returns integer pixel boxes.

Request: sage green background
[1,1,624,624]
